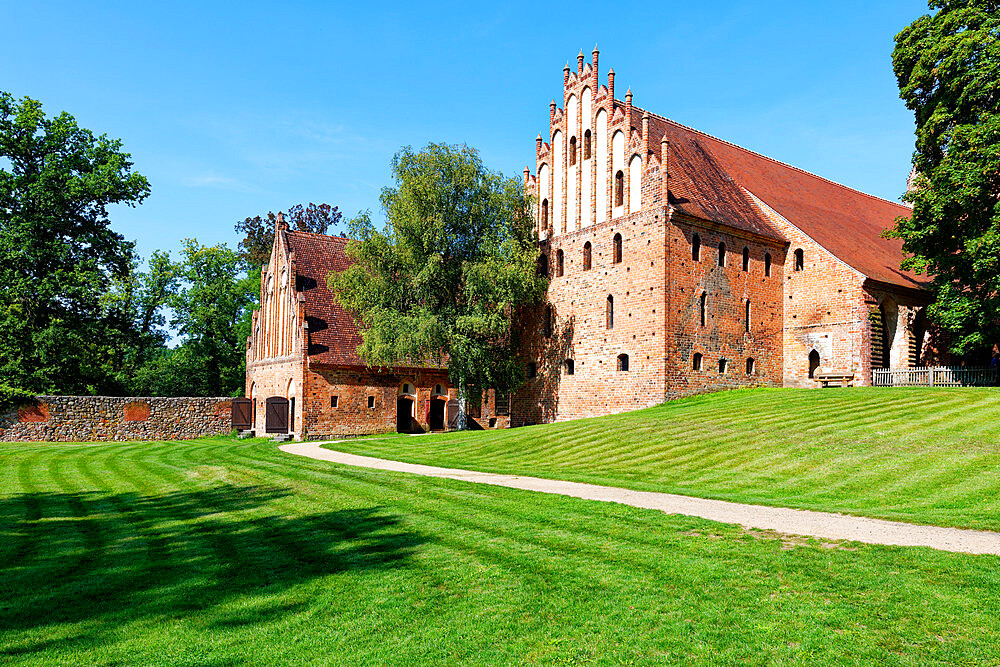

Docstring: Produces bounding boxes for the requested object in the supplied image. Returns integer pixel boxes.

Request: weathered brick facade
[246,52,935,438]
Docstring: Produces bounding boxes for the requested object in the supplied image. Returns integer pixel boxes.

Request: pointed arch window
[614,171,624,207]
[583,242,592,271]
[541,199,549,229]
[612,233,623,264]
[795,248,804,271]
[569,136,577,166]
[583,130,592,160]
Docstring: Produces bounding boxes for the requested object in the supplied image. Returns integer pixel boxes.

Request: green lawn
[0,423,999,663]
[329,387,1000,532]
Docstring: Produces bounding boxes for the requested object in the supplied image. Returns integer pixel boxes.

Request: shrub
[0,384,34,413]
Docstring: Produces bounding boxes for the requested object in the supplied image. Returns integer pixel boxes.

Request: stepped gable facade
[515,50,936,424]
[244,218,512,439]
[246,52,939,437]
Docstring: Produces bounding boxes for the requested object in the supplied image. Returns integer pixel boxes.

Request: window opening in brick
[544,304,553,338]
[617,353,629,371]
[606,295,614,329]
[692,234,701,261]
[569,136,577,166]
[615,171,624,206]
[718,242,726,267]
[746,358,756,375]
[331,396,338,408]
[693,353,703,371]
[556,249,564,277]
[541,199,548,228]
[795,248,804,271]
[367,395,375,409]
[719,358,729,374]
[699,292,707,327]
[527,362,537,378]
[808,350,820,378]
[742,246,750,272]
[765,252,772,277]
[745,299,751,332]
[612,233,622,264]
[564,359,575,375]
[583,129,591,159]
[495,391,510,416]
[583,241,592,270]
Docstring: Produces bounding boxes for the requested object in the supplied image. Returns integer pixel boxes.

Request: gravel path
[281,442,1000,556]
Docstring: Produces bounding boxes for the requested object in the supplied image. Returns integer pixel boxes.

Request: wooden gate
[231,398,252,430]
[265,397,289,434]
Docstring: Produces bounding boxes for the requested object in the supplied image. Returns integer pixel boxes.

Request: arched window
[746,358,756,375]
[569,136,577,166]
[745,299,751,332]
[583,242,592,271]
[538,253,548,277]
[606,295,614,329]
[742,246,750,272]
[765,252,772,277]
[629,155,642,213]
[526,362,537,378]
[434,384,443,395]
[692,234,701,261]
[612,233,622,264]
[808,350,820,378]
[544,304,553,338]
[693,353,703,371]
[718,242,726,267]
[583,129,591,160]
[617,353,629,371]
[699,292,707,327]
[719,358,729,374]
[795,248,804,271]
[556,249,564,277]
[541,199,549,228]
[564,358,575,375]
[614,171,624,207]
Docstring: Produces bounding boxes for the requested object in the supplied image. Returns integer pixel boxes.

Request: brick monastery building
[245,51,936,439]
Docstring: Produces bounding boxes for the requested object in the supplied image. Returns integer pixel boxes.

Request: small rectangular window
[494,391,510,416]
[367,396,375,409]
[331,396,338,408]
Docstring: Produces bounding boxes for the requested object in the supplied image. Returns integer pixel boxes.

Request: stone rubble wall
[0,396,234,442]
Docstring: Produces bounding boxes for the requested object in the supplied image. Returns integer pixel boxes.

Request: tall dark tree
[331,143,546,426]
[235,203,343,268]
[889,0,1000,355]
[0,92,150,393]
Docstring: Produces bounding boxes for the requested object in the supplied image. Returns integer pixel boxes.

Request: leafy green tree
[162,240,256,396]
[889,0,1000,354]
[332,143,546,426]
[0,91,150,393]
[235,202,343,268]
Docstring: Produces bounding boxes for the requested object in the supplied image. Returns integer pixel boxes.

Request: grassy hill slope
[327,387,1000,531]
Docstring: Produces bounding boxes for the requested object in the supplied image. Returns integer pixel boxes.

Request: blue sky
[3,0,928,262]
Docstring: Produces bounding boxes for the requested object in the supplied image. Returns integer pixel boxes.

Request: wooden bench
[816,373,854,388]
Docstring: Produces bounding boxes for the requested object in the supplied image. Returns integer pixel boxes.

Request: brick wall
[0,396,233,442]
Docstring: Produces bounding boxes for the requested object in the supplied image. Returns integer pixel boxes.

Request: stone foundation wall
[0,396,234,442]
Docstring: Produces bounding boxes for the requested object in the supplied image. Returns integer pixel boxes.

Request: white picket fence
[872,366,998,387]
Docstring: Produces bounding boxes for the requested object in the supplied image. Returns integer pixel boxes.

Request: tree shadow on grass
[0,485,426,656]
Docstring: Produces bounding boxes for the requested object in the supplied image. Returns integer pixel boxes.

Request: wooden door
[231,398,252,430]
[265,397,289,433]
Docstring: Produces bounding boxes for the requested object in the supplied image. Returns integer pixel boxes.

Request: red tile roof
[284,230,367,367]
[646,113,925,289]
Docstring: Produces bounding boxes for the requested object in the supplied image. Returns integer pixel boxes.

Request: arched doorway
[396,396,414,432]
[808,350,821,379]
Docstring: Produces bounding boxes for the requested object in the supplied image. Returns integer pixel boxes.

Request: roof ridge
[642,108,911,212]
[287,229,350,243]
